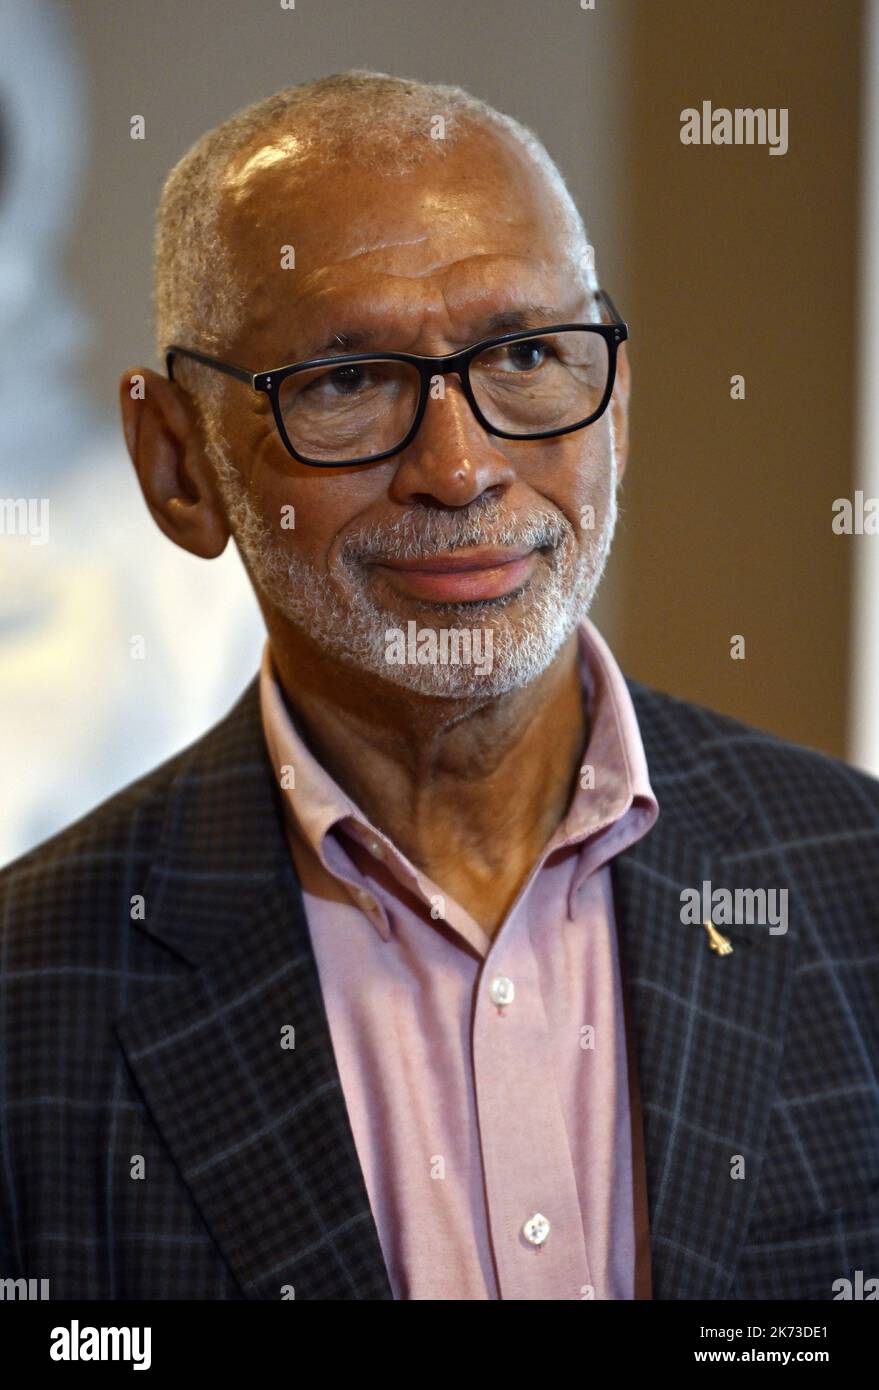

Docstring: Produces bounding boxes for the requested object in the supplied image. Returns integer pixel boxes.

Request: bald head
[153,69,595,422]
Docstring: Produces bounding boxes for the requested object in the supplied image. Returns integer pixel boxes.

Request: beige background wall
[615,0,862,759]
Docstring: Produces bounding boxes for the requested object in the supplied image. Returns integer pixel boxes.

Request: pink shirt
[259,616,659,1300]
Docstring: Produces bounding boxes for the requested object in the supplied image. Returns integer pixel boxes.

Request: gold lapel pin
[703,919,734,955]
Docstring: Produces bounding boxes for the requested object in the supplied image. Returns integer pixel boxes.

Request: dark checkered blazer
[1,672,878,1301]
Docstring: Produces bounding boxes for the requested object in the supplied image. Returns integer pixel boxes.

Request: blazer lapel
[115,678,393,1300]
[613,681,799,1299]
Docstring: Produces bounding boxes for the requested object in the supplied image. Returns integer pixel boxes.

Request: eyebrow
[293,302,586,361]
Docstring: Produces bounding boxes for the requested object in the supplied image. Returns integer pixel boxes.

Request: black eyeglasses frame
[165,287,628,468]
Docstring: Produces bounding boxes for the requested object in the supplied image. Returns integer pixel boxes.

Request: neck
[266,622,590,935]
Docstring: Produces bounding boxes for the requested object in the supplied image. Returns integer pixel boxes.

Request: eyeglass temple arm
[165,345,255,386]
[596,288,625,326]
[166,296,627,385]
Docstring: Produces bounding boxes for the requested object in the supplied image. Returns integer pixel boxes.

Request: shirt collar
[560,615,657,840]
[561,617,660,915]
[259,616,659,924]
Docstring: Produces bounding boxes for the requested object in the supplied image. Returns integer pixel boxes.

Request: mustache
[340,503,573,565]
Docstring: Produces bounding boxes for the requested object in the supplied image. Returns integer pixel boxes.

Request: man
[1,70,877,1302]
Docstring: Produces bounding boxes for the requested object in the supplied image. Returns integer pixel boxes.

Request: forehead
[217,127,586,356]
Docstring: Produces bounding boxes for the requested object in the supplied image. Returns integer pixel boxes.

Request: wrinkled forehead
[216,124,585,303]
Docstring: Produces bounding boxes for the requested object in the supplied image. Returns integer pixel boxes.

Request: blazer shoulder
[625,674,879,822]
[0,675,261,913]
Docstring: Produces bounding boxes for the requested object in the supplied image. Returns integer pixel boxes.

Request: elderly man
[1,71,878,1304]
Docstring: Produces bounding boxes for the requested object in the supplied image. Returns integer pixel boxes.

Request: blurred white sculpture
[0,0,265,865]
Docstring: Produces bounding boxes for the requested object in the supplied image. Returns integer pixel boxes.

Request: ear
[610,342,631,483]
[118,366,231,559]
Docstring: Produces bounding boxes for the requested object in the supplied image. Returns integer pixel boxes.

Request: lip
[374,547,538,602]
[379,546,535,574]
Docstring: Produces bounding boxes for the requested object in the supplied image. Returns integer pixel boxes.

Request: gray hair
[153,69,595,447]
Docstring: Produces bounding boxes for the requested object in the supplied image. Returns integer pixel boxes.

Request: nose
[388,374,517,508]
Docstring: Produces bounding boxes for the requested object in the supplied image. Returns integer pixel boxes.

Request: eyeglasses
[165,287,628,469]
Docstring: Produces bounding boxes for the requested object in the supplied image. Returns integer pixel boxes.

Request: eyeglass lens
[276,329,611,463]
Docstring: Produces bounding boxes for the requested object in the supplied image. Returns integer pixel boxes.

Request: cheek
[252,466,385,566]
[526,427,615,534]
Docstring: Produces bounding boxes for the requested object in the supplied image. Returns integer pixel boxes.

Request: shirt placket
[472,910,594,1300]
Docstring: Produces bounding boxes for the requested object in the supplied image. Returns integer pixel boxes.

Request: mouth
[373,546,539,603]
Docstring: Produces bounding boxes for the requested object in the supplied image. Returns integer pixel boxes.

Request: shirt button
[365,836,384,860]
[489,975,515,1007]
[523,1213,550,1247]
[353,888,375,911]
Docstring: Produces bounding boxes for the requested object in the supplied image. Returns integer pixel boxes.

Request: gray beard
[206,427,618,698]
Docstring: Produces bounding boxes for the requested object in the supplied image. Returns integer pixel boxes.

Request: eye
[491,339,556,372]
[308,364,368,396]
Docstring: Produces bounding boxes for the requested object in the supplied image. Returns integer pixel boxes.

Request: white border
[850,0,879,774]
